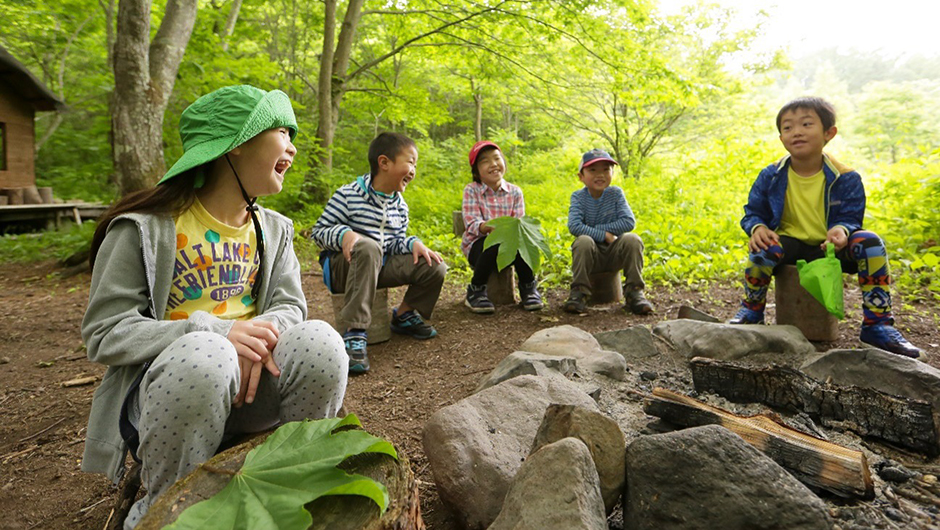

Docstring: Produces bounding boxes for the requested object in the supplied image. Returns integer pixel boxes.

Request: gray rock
[677,305,722,323]
[521,325,627,380]
[489,438,607,530]
[475,351,578,393]
[625,425,831,530]
[594,326,659,360]
[530,404,625,514]
[801,348,940,415]
[878,465,917,483]
[653,320,816,362]
[422,375,599,530]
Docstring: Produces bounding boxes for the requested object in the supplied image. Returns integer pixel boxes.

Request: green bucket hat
[159,85,298,186]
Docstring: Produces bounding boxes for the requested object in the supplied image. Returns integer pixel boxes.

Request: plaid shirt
[461,180,525,257]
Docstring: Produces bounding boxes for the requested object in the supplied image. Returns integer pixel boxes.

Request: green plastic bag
[795,243,844,319]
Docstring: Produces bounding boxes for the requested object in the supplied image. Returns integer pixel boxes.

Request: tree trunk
[314,0,338,172]
[470,78,482,142]
[111,0,198,195]
[220,0,243,51]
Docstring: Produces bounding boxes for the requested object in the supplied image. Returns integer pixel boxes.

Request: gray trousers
[570,233,646,296]
[125,320,347,529]
[329,237,447,330]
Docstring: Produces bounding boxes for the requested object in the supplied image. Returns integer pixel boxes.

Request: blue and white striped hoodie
[310,173,418,256]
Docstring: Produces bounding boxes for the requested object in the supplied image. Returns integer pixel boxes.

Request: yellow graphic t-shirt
[778,167,827,245]
[164,198,260,321]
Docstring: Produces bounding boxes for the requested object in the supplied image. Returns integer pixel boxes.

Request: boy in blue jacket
[732,97,921,358]
[310,132,447,373]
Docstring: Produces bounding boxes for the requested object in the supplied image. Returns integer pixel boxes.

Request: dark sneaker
[563,291,588,314]
[624,289,654,315]
[519,281,544,311]
[391,309,438,340]
[860,324,922,358]
[343,330,369,373]
[465,284,495,314]
[729,307,764,325]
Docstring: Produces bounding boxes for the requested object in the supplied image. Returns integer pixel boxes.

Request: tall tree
[112,0,198,194]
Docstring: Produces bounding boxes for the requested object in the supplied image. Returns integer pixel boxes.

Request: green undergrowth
[4,142,937,304]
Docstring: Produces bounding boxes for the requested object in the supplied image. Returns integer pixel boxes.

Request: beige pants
[328,237,447,330]
[570,233,646,296]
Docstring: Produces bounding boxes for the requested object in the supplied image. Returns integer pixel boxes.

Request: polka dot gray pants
[124,319,347,529]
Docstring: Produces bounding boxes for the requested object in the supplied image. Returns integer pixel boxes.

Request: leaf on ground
[482,216,553,274]
[167,414,398,530]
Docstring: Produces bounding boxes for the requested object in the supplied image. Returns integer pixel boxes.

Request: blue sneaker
[860,324,922,358]
[729,307,764,325]
[391,309,438,340]
[343,330,369,373]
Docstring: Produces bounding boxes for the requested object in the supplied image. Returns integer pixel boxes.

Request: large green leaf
[166,415,398,530]
[482,216,553,274]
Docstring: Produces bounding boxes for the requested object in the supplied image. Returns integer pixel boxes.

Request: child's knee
[748,244,784,267]
[572,235,596,252]
[618,232,644,250]
[351,237,382,259]
[276,320,348,375]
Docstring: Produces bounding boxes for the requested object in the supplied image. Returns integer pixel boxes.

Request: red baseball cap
[468,140,501,167]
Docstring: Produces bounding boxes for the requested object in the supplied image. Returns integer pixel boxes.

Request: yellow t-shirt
[777,167,827,245]
[163,198,260,321]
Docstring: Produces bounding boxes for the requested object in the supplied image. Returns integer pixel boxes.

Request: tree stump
[774,265,839,341]
[137,432,423,530]
[588,271,622,304]
[331,288,392,344]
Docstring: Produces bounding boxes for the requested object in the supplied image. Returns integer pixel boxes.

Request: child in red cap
[461,140,543,313]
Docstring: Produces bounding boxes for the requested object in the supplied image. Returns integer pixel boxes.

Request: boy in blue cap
[564,149,654,315]
[732,96,922,358]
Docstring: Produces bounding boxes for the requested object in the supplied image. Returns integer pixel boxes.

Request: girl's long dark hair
[89,170,200,269]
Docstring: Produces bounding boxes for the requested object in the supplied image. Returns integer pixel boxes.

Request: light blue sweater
[567,186,636,243]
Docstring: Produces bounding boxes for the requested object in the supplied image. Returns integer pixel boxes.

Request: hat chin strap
[225,154,265,302]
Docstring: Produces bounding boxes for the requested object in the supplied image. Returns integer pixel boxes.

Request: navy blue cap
[578,149,618,172]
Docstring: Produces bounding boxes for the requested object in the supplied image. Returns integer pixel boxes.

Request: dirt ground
[1,260,938,530]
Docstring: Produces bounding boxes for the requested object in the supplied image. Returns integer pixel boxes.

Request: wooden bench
[452,211,516,305]
[774,265,839,341]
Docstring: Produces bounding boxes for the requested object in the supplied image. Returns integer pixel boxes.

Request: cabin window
[0,122,6,171]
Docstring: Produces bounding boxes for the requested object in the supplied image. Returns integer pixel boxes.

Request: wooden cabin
[0,44,65,191]
[0,46,105,229]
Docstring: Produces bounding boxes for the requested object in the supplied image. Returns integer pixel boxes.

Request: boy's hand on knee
[412,240,443,266]
[748,226,779,253]
[604,232,617,244]
[234,356,264,407]
[227,320,280,377]
[823,227,848,251]
[341,231,361,262]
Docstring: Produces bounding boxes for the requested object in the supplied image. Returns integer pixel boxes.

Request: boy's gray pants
[570,233,646,296]
[124,320,347,529]
[328,237,447,331]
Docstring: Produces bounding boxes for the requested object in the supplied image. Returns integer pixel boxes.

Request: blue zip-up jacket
[310,173,418,255]
[740,154,865,238]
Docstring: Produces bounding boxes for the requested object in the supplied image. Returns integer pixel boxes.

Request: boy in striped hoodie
[563,149,654,315]
[310,132,447,373]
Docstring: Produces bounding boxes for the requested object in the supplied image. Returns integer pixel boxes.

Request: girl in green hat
[81,85,347,528]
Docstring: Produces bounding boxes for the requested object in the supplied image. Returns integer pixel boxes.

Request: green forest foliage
[1,0,938,301]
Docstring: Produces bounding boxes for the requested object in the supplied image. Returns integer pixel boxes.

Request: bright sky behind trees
[659,0,940,58]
